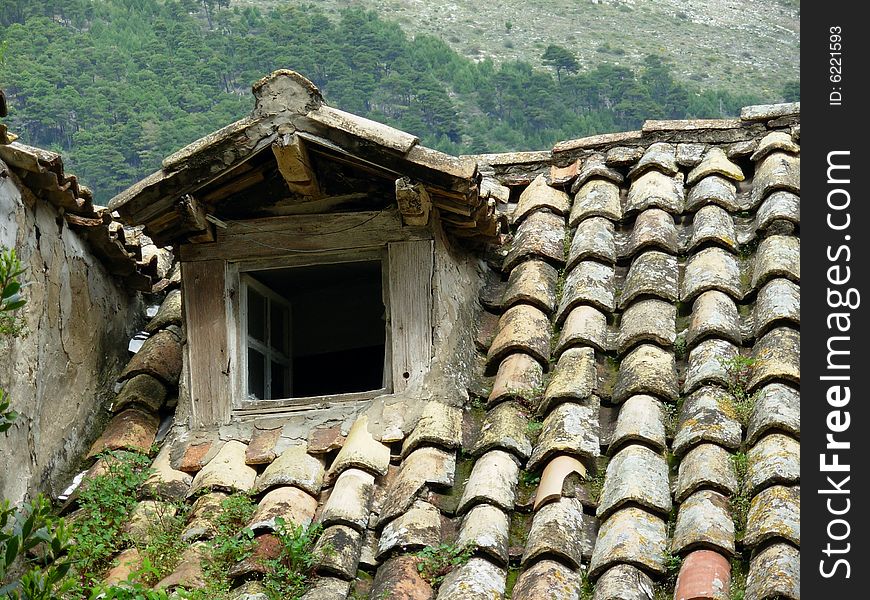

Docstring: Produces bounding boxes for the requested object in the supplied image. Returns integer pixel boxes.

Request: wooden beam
[272,133,321,199]
[388,240,434,392]
[199,168,266,204]
[183,260,232,426]
[179,209,432,261]
[395,177,431,227]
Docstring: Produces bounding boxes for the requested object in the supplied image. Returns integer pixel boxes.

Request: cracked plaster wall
[0,163,142,504]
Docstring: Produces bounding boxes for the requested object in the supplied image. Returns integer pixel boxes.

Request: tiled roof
[0,138,171,291]
[60,102,799,599]
[107,71,500,245]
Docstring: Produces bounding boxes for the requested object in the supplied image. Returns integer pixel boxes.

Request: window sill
[231,387,390,420]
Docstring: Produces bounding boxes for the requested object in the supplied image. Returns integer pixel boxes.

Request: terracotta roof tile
[688,204,738,251]
[502,210,566,270]
[755,190,800,232]
[255,443,324,496]
[486,304,552,369]
[744,543,800,600]
[686,175,739,212]
[511,174,570,225]
[593,564,655,600]
[328,415,391,478]
[249,486,317,532]
[143,443,192,501]
[526,399,600,471]
[513,559,584,599]
[673,549,731,600]
[746,433,800,494]
[626,170,685,215]
[556,260,616,319]
[87,408,159,458]
[686,290,742,348]
[750,131,800,161]
[144,289,182,333]
[567,216,617,268]
[245,426,282,465]
[627,142,678,179]
[609,395,667,454]
[435,557,506,599]
[377,446,455,526]
[751,235,800,288]
[377,500,441,557]
[455,503,510,565]
[684,339,739,392]
[686,147,744,185]
[112,373,167,414]
[470,400,533,461]
[570,178,623,225]
[746,383,800,446]
[621,250,679,307]
[612,343,678,403]
[671,490,735,556]
[298,576,352,600]
[675,443,739,503]
[623,208,679,257]
[596,445,671,520]
[554,305,608,354]
[589,506,668,578]
[371,555,434,600]
[502,259,559,314]
[521,496,585,568]
[118,327,183,386]
[314,525,362,579]
[751,151,800,207]
[542,346,598,411]
[616,299,676,354]
[187,440,257,496]
[488,352,544,406]
[456,449,520,515]
[748,327,800,390]
[743,485,800,548]
[681,247,742,302]
[402,401,463,455]
[672,387,742,457]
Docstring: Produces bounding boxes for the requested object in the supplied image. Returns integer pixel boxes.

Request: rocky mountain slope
[239,0,799,98]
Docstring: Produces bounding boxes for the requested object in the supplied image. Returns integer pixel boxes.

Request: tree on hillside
[542,44,578,83]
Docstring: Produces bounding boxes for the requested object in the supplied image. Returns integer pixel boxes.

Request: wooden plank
[183,260,232,426]
[388,240,434,392]
[272,134,321,198]
[179,210,432,261]
[395,177,431,226]
[235,389,388,414]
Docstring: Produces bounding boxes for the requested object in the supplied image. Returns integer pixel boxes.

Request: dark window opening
[243,260,386,400]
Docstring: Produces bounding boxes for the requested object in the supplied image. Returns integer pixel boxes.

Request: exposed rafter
[272,133,322,199]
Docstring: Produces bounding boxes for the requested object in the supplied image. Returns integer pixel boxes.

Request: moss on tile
[504,565,522,598]
[507,511,532,554]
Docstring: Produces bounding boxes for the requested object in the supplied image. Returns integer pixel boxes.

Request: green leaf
[4,536,19,570]
[1,299,25,312]
[1,281,20,300]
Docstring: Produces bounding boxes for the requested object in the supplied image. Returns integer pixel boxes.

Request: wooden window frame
[180,209,434,425]
[230,248,393,415]
[240,273,293,400]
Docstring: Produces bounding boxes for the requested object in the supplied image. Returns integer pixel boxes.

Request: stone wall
[0,162,142,504]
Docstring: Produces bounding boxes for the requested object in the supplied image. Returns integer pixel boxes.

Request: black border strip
[803,4,870,596]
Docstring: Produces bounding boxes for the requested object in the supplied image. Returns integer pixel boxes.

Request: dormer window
[239,256,388,402]
[179,212,434,424]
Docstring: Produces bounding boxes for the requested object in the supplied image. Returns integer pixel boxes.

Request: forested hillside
[0,0,797,203]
